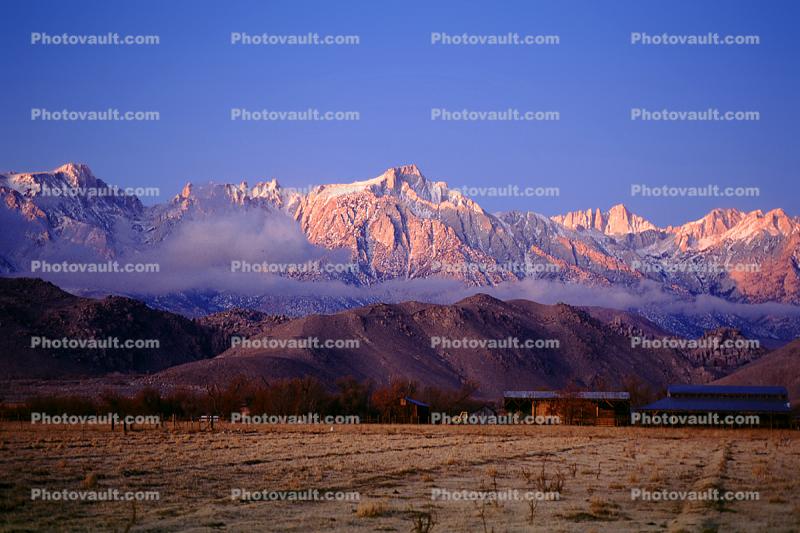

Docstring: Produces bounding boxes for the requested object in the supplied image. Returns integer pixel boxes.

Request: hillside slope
[144,294,713,397]
[714,338,800,405]
[0,278,218,378]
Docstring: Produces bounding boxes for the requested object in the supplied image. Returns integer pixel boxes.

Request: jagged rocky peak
[373,164,484,210]
[668,207,798,249]
[168,177,299,215]
[4,163,144,220]
[725,207,798,240]
[552,204,658,235]
[179,182,194,199]
[552,207,605,232]
[313,164,461,206]
[667,208,744,250]
[365,164,427,197]
[762,208,795,231]
[703,207,746,228]
[174,180,249,203]
[250,178,281,197]
[669,208,745,236]
[2,162,98,195]
[606,204,659,234]
[389,163,423,178]
[54,162,97,187]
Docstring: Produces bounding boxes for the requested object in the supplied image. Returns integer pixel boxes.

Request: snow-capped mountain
[2,162,799,308]
[294,164,524,285]
[0,163,144,262]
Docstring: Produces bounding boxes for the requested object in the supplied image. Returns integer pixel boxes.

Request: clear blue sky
[1,0,797,226]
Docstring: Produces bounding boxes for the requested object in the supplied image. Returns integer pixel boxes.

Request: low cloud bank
[5,210,798,323]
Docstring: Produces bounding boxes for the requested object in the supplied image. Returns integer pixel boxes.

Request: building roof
[504,391,630,400]
[668,385,788,397]
[639,397,791,414]
[403,397,429,408]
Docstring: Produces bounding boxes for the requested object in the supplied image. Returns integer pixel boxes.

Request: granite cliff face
[552,204,659,235]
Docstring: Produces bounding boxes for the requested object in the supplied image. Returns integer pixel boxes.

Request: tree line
[1,376,484,422]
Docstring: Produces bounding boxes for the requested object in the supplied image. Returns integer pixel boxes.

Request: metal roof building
[639,397,791,414]
[637,384,792,427]
[666,385,788,400]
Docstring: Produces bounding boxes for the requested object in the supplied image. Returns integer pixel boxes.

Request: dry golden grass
[355,500,389,518]
[0,423,797,532]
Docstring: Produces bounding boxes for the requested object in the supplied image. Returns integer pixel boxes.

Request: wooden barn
[504,390,631,426]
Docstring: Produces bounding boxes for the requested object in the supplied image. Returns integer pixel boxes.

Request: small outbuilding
[399,397,430,424]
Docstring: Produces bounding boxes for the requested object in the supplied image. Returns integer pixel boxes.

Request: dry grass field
[1,423,799,532]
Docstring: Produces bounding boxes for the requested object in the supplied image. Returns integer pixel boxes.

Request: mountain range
[2,163,799,341]
[2,278,784,401]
